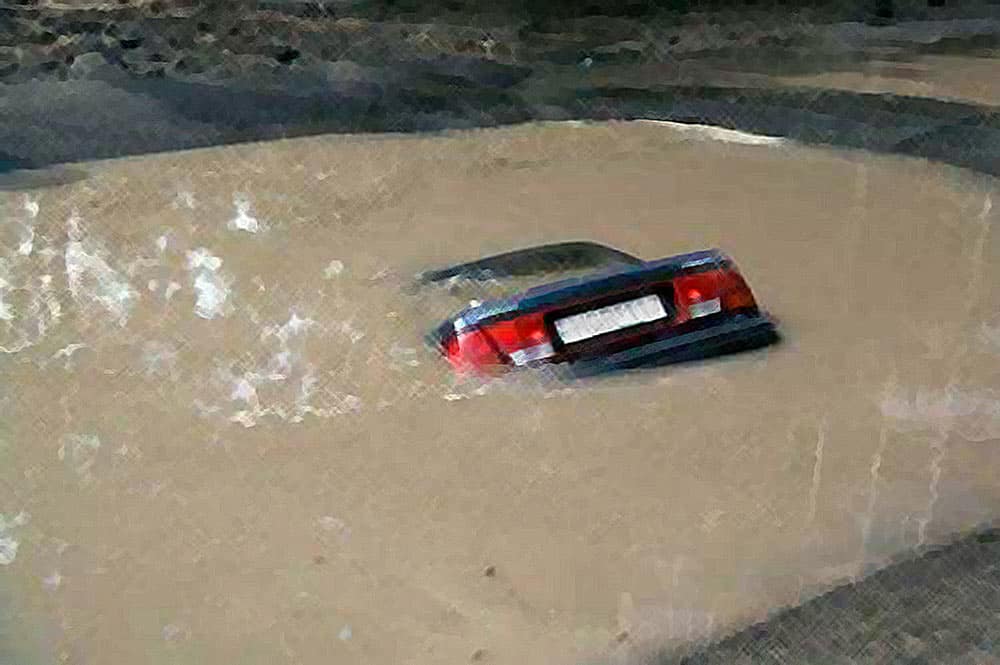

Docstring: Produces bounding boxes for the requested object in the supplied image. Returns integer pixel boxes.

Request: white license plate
[554,295,667,344]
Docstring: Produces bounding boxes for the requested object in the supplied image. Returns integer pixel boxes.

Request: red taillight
[720,270,757,310]
[442,332,461,358]
[675,271,724,308]
[444,328,505,373]
[483,312,555,366]
[481,313,543,348]
[674,267,757,320]
[445,312,555,372]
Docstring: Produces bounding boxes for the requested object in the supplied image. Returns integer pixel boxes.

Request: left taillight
[481,312,555,366]
[440,312,555,373]
[435,321,502,373]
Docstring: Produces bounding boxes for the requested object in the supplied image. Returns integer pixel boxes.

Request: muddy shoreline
[5,1,1000,176]
[657,525,1000,664]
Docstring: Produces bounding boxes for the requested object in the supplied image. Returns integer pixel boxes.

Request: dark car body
[421,242,778,377]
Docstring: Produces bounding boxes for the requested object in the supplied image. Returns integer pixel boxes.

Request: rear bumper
[565,313,778,378]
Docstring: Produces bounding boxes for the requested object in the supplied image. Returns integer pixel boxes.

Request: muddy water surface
[1,121,999,665]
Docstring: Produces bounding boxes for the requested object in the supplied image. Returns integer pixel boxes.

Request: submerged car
[421,242,778,377]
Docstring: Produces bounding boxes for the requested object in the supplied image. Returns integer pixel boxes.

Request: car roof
[416,241,644,285]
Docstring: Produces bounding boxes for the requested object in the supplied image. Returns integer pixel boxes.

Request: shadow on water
[0,151,29,174]
[561,324,782,383]
[0,165,89,191]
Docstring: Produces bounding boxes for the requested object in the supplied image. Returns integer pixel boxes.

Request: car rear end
[429,249,777,377]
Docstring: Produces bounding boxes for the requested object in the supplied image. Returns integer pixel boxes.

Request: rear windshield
[417,242,642,286]
[413,242,646,338]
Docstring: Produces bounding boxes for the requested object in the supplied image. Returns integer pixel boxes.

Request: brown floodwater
[1,120,999,665]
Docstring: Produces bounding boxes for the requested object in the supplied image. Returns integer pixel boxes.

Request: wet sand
[1,120,999,664]
[773,53,1000,107]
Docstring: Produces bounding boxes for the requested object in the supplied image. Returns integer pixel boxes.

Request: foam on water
[186,248,231,319]
[141,341,179,378]
[17,226,34,257]
[0,276,12,322]
[52,343,87,359]
[162,623,191,642]
[164,281,182,300]
[23,196,39,219]
[0,536,19,565]
[262,312,314,345]
[185,247,222,272]
[0,511,28,566]
[173,191,196,210]
[323,259,345,279]
[48,342,88,370]
[228,195,262,233]
[58,433,102,481]
[38,274,60,323]
[337,320,365,344]
[1,199,66,352]
[196,310,364,427]
[1,271,64,354]
[64,214,137,326]
[14,196,38,256]
[633,119,787,145]
[230,374,259,405]
[881,387,1000,441]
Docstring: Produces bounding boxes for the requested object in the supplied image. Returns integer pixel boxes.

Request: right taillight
[719,269,757,311]
[674,265,758,320]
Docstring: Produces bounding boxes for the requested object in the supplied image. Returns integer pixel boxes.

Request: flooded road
[1,120,999,665]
